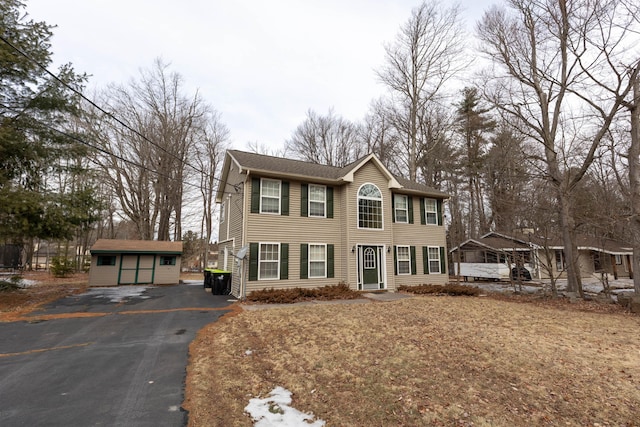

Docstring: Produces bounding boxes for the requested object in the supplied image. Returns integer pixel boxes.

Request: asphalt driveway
[0,282,234,426]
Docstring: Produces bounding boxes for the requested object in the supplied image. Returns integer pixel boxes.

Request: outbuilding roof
[90,239,183,254]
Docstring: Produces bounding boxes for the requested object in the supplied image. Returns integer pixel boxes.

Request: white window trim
[394,194,409,224]
[396,245,411,275]
[425,198,437,225]
[308,184,327,218]
[258,242,280,280]
[260,178,281,215]
[428,246,441,274]
[308,243,327,279]
[357,183,384,230]
[220,200,225,223]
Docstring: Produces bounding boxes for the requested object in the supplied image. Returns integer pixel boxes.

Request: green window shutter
[300,244,308,279]
[420,197,426,225]
[393,246,398,275]
[249,243,259,281]
[391,194,396,222]
[440,246,446,274]
[423,247,429,274]
[437,199,443,226]
[410,246,417,275]
[280,243,289,279]
[408,196,414,224]
[327,244,334,278]
[301,184,308,217]
[281,181,290,216]
[251,178,260,213]
[327,187,334,219]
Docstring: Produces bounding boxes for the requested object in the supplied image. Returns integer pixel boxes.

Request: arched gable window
[358,183,383,229]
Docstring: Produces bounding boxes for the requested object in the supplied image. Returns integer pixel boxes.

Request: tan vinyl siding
[392,196,448,286]
[89,255,120,286]
[218,163,245,245]
[88,253,180,286]
[245,178,344,293]
[153,256,181,284]
[218,163,246,296]
[346,162,395,290]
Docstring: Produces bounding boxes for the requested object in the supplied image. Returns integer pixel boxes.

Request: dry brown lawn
[185,296,640,427]
[0,271,88,321]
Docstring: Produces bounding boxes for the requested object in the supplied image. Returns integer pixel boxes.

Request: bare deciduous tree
[89,59,220,241]
[628,70,640,293]
[477,0,640,296]
[193,114,229,267]
[285,108,362,167]
[377,0,467,181]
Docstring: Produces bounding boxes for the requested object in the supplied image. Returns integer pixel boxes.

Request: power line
[0,100,240,197]
[0,33,227,187]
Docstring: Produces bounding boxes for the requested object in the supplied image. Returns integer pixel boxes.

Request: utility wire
[0,100,240,196]
[0,33,227,187]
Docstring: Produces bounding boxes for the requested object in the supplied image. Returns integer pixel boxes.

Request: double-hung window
[394,194,408,223]
[358,183,383,229]
[424,198,437,225]
[308,244,327,278]
[396,246,411,275]
[260,179,281,214]
[309,184,326,217]
[428,247,441,273]
[259,243,280,280]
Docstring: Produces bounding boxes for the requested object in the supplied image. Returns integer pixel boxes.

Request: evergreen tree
[0,0,94,244]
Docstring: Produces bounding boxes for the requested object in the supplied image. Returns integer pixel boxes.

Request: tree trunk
[630,71,640,294]
[558,190,583,297]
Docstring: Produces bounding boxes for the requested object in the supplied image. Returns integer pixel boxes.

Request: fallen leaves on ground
[185,295,640,427]
[0,272,88,321]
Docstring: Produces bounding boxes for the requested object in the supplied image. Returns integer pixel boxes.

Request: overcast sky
[26,0,493,151]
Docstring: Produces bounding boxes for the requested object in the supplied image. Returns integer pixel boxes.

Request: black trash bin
[203,269,215,289]
[208,269,231,295]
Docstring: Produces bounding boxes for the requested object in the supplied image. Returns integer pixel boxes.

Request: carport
[89,239,183,286]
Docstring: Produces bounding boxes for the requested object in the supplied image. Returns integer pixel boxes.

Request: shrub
[50,257,75,278]
[247,283,361,304]
[398,283,481,296]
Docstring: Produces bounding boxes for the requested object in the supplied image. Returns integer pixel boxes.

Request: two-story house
[215,150,449,298]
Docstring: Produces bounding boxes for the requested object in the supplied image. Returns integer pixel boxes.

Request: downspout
[241,170,250,300]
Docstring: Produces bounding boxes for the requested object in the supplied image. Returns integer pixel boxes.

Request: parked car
[511,266,532,281]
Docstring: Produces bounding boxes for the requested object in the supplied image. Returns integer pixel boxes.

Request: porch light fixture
[387,246,391,253]
[351,245,356,253]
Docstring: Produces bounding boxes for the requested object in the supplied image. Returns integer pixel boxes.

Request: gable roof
[216,149,448,202]
[90,239,183,254]
[450,231,632,255]
[450,236,531,253]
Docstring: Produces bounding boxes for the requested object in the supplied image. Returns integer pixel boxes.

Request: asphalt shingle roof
[227,150,448,198]
[91,239,183,254]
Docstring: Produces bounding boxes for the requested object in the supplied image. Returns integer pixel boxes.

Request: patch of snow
[85,286,152,303]
[182,280,204,286]
[14,278,38,288]
[461,276,635,295]
[0,274,37,288]
[245,386,325,427]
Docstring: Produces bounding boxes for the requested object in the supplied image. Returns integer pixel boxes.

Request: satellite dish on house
[235,245,249,260]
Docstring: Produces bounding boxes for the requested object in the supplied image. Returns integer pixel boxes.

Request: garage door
[119,255,155,284]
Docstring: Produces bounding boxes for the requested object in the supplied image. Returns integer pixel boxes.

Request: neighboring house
[89,239,183,286]
[449,232,633,281]
[215,150,449,298]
